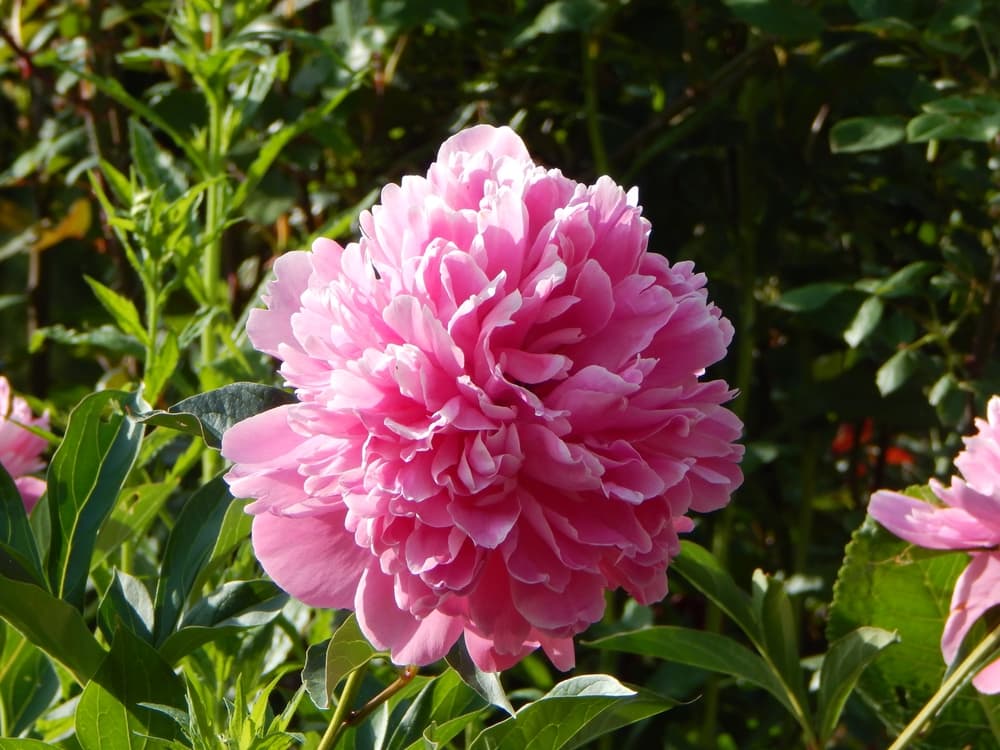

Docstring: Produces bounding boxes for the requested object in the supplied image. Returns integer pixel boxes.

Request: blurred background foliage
[1,0,999,747]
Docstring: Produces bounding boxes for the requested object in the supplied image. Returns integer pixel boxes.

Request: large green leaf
[589,626,796,716]
[0,576,105,685]
[828,517,1000,748]
[76,627,185,750]
[153,476,233,643]
[468,674,674,750]
[45,390,145,608]
[135,382,295,449]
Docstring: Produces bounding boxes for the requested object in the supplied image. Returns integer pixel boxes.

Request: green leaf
[30,323,144,357]
[0,629,60,737]
[828,517,999,747]
[723,0,824,40]
[302,638,333,709]
[907,112,1000,143]
[144,328,180,404]
[98,158,134,205]
[843,296,884,348]
[127,118,188,200]
[302,615,377,710]
[386,670,483,750]
[159,579,287,664]
[46,390,145,609]
[224,54,287,146]
[84,276,148,346]
[830,116,907,153]
[876,261,938,298]
[325,614,376,702]
[513,0,608,46]
[468,674,674,750]
[773,282,849,312]
[816,626,899,745]
[875,349,919,395]
[0,576,105,684]
[0,465,45,587]
[153,476,232,643]
[99,569,155,643]
[671,541,761,647]
[751,572,811,729]
[446,638,516,716]
[135,382,296,449]
[589,627,796,716]
[189,499,253,598]
[76,627,185,750]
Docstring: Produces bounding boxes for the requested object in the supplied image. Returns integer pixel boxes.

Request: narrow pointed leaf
[153,476,232,643]
[589,626,796,716]
[46,390,145,608]
[83,276,148,346]
[816,626,899,744]
[0,465,45,587]
[672,541,761,647]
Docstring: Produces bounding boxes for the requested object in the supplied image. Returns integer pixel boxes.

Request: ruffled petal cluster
[223,125,744,671]
[869,396,1000,693]
[0,376,48,512]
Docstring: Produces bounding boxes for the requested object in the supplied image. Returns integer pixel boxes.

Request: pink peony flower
[223,125,744,671]
[0,376,48,512]
[869,395,1000,693]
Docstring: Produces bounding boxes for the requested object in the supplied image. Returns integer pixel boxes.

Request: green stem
[888,622,1000,750]
[200,6,226,480]
[318,663,369,750]
[582,34,609,176]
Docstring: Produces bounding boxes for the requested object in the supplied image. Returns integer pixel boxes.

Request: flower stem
[581,33,609,176]
[888,622,1000,750]
[317,662,369,750]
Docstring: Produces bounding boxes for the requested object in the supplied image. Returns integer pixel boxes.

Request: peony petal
[972,657,1000,694]
[355,566,464,665]
[869,491,1000,550]
[941,552,1000,665]
[14,476,45,514]
[437,125,531,165]
[252,510,368,609]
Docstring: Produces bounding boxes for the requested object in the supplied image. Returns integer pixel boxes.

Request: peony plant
[222,124,744,671]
